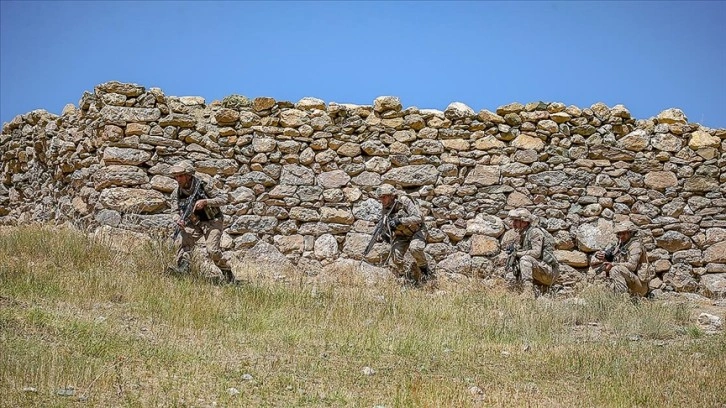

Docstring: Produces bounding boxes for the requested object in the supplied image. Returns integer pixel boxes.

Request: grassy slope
[1,226,724,407]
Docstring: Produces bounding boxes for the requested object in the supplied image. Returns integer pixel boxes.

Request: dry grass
[1,225,724,407]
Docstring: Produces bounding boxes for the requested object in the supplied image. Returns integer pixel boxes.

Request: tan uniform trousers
[519,255,557,287]
[177,217,228,270]
[390,230,428,271]
[610,265,648,296]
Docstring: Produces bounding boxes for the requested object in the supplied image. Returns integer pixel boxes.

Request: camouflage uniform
[509,208,559,295]
[169,161,231,280]
[605,221,650,296]
[377,184,430,281]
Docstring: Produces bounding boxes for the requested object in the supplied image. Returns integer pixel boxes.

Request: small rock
[22,387,37,393]
[241,373,254,381]
[56,386,75,397]
[565,297,587,306]
[501,351,510,357]
[227,387,240,396]
[468,385,484,396]
[697,313,722,329]
[362,366,376,376]
[628,335,641,342]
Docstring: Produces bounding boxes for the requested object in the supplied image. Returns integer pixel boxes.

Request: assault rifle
[172,178,202,240]
[504,243,520,280]
[594,243,617,277]
[362,204,396,260]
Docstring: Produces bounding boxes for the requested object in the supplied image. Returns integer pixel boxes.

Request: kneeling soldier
[594,221,652,297]
[169,160,234,283]
[377,184,432,284]
[507,208,560,298]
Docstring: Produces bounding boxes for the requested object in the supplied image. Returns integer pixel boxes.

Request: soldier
[594,220,651,297]
[507,208,559,297]
[169,160,234,283]
[376,184,432,284]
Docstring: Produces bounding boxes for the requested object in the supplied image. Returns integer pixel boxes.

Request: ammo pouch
[202,206,221,220]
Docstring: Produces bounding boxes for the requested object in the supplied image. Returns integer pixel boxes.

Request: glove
[387,216,400,230]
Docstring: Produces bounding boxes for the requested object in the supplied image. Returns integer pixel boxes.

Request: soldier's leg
[609,265,630,294]
[610,265,648,297]
[390,238,412,278]
[175,224,203,273]
[204,218,234,282]
[408,231,431,280]
[518,255,537,296]
[203,218,227,267]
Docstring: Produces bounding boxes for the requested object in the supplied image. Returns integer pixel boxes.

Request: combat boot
[221,268,236,284]
[419,265,434,283]
[167,258,191,275]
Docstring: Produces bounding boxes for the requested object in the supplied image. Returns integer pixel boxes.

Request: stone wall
[2,81,725,297]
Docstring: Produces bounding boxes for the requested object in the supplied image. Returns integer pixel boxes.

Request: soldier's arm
[517,228,543,259]
[201,180,227,208]
[618,242,642,273]
[397,197,423,227]
[170,186,181,221]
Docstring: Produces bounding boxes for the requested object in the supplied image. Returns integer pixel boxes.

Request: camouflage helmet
[508,208,535,223]
[169,160,195,176]
[377,183,398,198]
[614,220,637,234]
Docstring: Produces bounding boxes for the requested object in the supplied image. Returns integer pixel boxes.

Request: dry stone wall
[2,81,725,298]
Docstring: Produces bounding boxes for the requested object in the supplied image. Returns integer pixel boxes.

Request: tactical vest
[387,195,424,238]
[178,178,221,222]
[523,226,559,273]
[615,235,653,282]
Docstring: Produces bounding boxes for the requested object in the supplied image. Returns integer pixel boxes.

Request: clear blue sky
[1,1,725,128]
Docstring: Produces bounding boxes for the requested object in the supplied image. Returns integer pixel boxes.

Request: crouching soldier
[594,220,652,297]
[376,184,432,284]
[507,208,560,298]
[169,160,234,283]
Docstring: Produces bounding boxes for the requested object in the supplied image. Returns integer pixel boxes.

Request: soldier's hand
[387,216,400,230]
[193,199,207,211]
[602,262,612,272]
[176,219,186,228]
[595,251,605,261]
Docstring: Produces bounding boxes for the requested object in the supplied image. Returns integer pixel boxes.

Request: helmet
[508,208,535,223]
[377,183,398,197]
[169,160,195,176]
[614,221,637,233]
